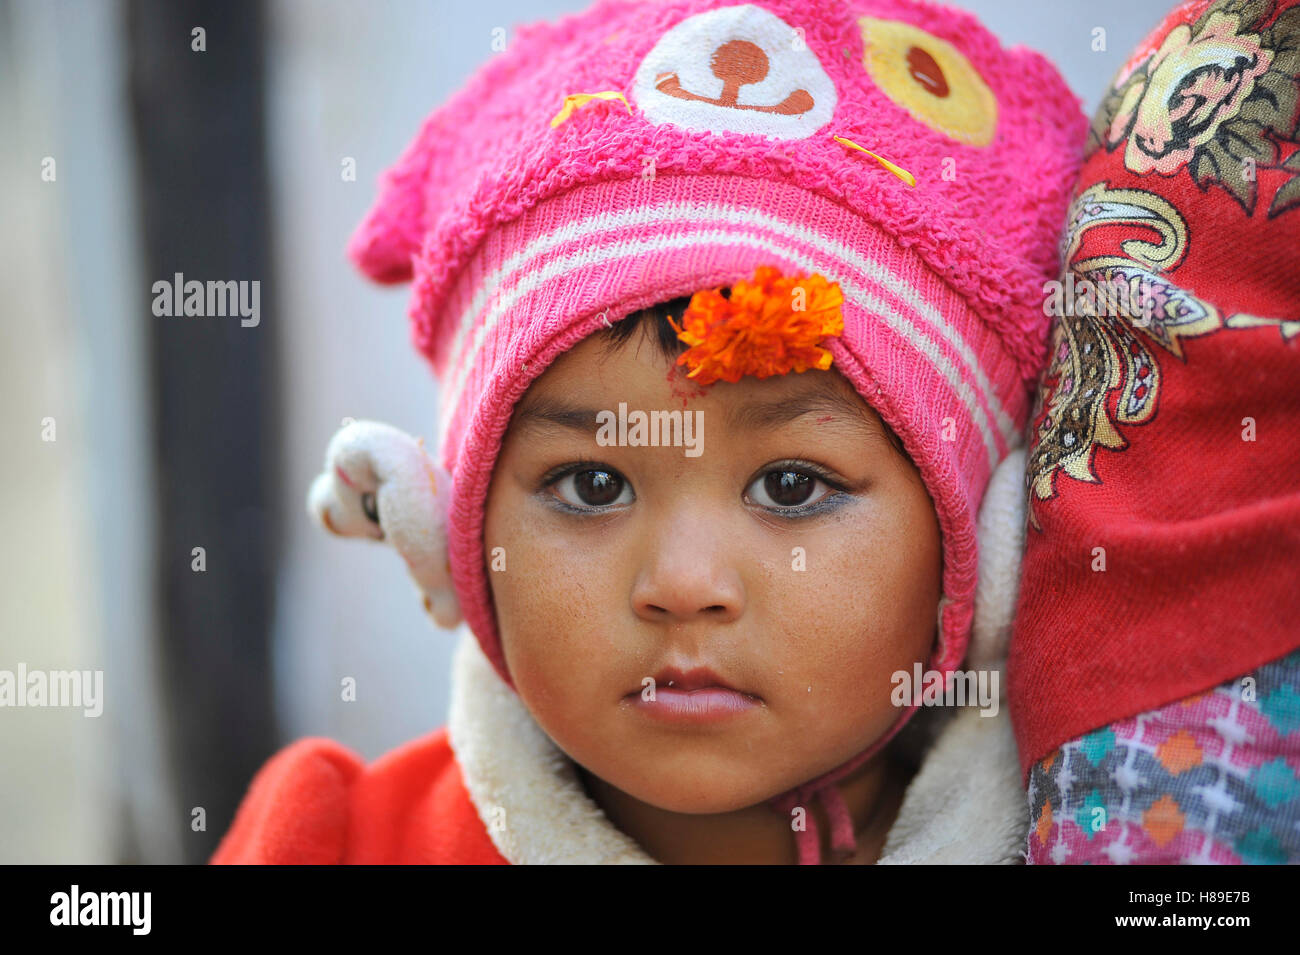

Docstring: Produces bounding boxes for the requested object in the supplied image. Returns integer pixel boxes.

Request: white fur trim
[447,625,1027,864]
[968,444,1027,675]
[877,702,1028,864]
[447,629,653,864]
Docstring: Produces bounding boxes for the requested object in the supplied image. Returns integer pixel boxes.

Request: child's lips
[623,666,764,724]
[627,686,764,724]
[650,665,750,694]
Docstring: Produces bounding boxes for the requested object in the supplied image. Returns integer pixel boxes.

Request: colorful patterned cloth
[1009,0,1300,782]
[1027,647,1300,864]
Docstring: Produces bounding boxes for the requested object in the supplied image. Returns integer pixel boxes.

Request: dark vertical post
[125,0,280,863]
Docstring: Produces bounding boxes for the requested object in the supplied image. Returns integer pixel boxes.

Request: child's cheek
[758,499,940,763]
[485,495,634,748]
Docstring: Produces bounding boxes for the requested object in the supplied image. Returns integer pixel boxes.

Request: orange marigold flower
[666,266,845,386]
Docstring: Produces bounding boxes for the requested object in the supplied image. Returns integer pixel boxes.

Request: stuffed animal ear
[307,419,463,630]
[967,444,1027,673]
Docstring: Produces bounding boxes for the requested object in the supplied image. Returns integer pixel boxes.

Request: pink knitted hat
[349,0,1084,863]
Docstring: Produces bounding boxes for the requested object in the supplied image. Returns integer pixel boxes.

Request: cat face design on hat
[631,4,838,139]
[630,3,998,145]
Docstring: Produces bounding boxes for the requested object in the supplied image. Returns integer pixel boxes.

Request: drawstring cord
[768,701,921,864]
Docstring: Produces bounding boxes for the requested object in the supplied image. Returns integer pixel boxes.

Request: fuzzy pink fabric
[349,0,1086,863]
[351,0,1082,386]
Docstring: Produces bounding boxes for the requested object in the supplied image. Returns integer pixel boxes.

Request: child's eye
[549,466,634,510]
[540,460,848,516]
[744,465,840,512]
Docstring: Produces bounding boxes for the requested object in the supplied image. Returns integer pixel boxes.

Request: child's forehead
[514,343,880,441]
[721,374,877,433]
[534,323,868,407]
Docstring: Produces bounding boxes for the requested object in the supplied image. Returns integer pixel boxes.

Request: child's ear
[307,420,463,630]
[968,445,1028,673]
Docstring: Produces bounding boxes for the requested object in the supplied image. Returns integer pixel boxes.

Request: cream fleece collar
[446,627,1028,865]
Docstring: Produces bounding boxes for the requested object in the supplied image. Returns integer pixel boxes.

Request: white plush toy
[306,420,463,630]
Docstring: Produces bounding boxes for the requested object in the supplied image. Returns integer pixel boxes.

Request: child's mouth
[624,666,764,724]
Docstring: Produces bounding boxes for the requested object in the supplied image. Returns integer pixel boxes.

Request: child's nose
[629,525,744,625]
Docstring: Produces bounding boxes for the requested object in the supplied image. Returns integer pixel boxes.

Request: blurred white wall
[961,0,1172,116]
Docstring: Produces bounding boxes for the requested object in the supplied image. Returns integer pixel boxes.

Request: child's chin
[612,773,783,816]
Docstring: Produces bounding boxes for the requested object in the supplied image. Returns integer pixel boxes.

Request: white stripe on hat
[439,201,1018,442]
[436,205,1016,467]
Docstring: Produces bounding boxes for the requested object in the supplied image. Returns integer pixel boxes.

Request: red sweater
[209,728,508,865]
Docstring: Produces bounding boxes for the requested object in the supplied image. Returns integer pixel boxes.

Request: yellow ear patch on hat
[858,17,998,147]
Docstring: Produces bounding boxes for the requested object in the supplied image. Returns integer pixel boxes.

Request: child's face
[483,323,942,814]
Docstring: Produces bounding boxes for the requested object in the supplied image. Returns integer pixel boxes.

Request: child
[211,0,1085,864]
[1011,0,1300,864]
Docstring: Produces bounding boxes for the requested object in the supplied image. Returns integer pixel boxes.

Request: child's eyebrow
[512,389,880,438]
[724,390,878,437]
[511,400,603,436]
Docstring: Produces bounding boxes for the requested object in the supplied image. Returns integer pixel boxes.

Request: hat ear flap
[968,444,1027,671]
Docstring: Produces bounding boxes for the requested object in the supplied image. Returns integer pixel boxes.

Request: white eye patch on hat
[631,4,838,140]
